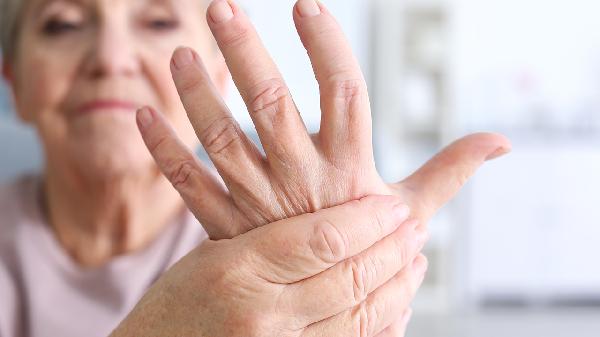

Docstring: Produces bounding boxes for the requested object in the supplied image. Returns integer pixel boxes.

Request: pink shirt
[0,176,208,337]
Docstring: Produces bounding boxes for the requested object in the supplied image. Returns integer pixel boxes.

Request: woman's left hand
[137,0,511,239]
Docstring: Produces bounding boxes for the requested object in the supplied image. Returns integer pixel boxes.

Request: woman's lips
[77,100,139,115]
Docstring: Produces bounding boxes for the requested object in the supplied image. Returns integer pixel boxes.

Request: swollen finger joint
[167,160,197,190]
[247,79,291,122]
[309,219,348,265]
[200,117,242,156]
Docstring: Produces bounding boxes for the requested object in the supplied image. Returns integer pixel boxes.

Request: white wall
[451,0,600,131]
[450,0,600,303]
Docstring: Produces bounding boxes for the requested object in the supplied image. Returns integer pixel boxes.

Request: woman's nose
[83,25,141,79]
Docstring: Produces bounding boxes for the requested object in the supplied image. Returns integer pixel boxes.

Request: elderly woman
[0,0,510,336]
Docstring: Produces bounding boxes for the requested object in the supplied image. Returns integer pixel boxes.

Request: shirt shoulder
[0,175,40,246]
[0,258,23,337]
[0,177,32,337]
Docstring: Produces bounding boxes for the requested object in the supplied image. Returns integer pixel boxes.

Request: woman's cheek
[15,62,56,124]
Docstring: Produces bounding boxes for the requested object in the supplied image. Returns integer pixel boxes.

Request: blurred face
[8,0,225,180]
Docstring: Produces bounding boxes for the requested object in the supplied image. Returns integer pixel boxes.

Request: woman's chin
[57,115,147,175]
[64,134,156,182]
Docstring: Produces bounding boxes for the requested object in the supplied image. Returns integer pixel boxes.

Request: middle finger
[207,0,315,168]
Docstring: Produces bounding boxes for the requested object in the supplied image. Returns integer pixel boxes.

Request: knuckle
[354,300,379,337]
[329,77,367,113]
[331,77,365,97]
[309,219,348,264]
[362,200,387,237]
[346,253,382,305]
[166,160,196,189]
[200,117,242,156]
[247,79,291,119]
[348,257,369,304]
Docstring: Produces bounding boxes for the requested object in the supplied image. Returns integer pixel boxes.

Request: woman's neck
[42,166,185,268]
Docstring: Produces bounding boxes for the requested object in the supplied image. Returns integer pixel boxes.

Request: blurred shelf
[372,0,456,314]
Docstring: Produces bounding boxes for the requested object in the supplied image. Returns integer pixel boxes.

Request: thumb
[393,132,511,222]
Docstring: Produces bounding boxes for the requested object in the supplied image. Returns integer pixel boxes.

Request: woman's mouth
[76,100,140,115]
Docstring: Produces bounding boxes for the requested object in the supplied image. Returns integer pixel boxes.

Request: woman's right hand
[110,195,427,337]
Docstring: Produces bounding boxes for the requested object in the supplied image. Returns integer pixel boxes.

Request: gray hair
[0,0,24,63]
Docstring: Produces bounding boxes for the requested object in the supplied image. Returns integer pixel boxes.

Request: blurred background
[1,0,599,336]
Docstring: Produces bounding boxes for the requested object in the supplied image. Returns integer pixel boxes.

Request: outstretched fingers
[170,48,269,210]
[205,0,316,170]
[136,106,245,239]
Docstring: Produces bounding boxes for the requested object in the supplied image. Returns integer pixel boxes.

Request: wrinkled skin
[137,0,511,239]
[112,195,426,337]
[121,0,511,336]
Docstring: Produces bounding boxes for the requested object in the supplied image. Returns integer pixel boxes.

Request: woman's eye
[43,19,82,36]
[146,19,179,31]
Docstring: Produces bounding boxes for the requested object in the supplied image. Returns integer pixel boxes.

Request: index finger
[243,195,411,284]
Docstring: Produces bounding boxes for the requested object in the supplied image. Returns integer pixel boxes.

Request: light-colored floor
[407,308,600,337]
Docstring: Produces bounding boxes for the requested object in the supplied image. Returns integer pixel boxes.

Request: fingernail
[485,146,511,161]
[393,204,410,222]
[209,0,234,23]
[296,0,321,17]
[172,47,195,70]
[137,107,153,129]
